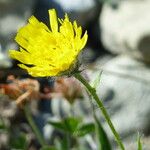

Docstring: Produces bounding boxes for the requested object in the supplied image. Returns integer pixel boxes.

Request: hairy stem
[74,73,125,150]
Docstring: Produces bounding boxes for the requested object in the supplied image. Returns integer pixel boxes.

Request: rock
[87,55,150,140]
[0,133,9,150]
[100,0,150,62]
[0,95,17,119]
[0,46,11,68]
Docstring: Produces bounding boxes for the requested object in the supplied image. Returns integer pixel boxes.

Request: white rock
[0,45,11,68]
[100,0,150,62]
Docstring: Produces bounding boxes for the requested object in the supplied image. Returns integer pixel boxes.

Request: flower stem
[24,104,46,147]
[74,73,125,150]
[66,132,71,150]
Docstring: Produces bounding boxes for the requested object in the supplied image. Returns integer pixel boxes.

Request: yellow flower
[9,9,88,77]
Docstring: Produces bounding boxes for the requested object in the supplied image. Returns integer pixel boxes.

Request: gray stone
[0,45,11,68]
[0,133,9,150]
[0,95,17,119]
[100,0,150,62]
[87,55,150,140]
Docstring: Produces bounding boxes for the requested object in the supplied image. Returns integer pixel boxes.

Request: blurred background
[0,0,150,149]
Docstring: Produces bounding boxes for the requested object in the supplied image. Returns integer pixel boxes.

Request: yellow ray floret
[9,9,88,77]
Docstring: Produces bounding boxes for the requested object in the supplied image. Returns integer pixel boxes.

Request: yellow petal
[9,49,32,64]
[60,18,74,39]
[80,31,88,50]
[15,35,28,50]
[18,64,58,77]
[64,13,69,22]
[49,9,58,32]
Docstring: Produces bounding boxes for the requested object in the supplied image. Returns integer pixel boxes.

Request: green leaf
[55,137,69,150]
[137,133,143,150]
[0,118,8,132]
[94,115,112,150]
[40,146,57,150]
[48,120,67,131]
[74,123,95,137]
[63,117,80,134]
[48,117,81,135]
[90,71,102,89]
[10,133,28,150]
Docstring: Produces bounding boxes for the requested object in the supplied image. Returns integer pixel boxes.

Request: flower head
[9,9,88,77]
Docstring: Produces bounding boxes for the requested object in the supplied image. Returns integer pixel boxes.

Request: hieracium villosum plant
[9,9,125,150]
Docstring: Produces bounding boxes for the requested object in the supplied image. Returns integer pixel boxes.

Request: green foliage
[63,117,81,134]
[40,146,57,150]
[137,133,143,150]
[94,115,112,150]
[48,117,96,149]
[0,118,7,131]
[48,117,95,137]
[90,71,102,89]
[54,138,70,150]
[74,123,95,137]
[89,71,112,149]
[10,133,28,150]
[48,115,113,150]
[48,117,81,134]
